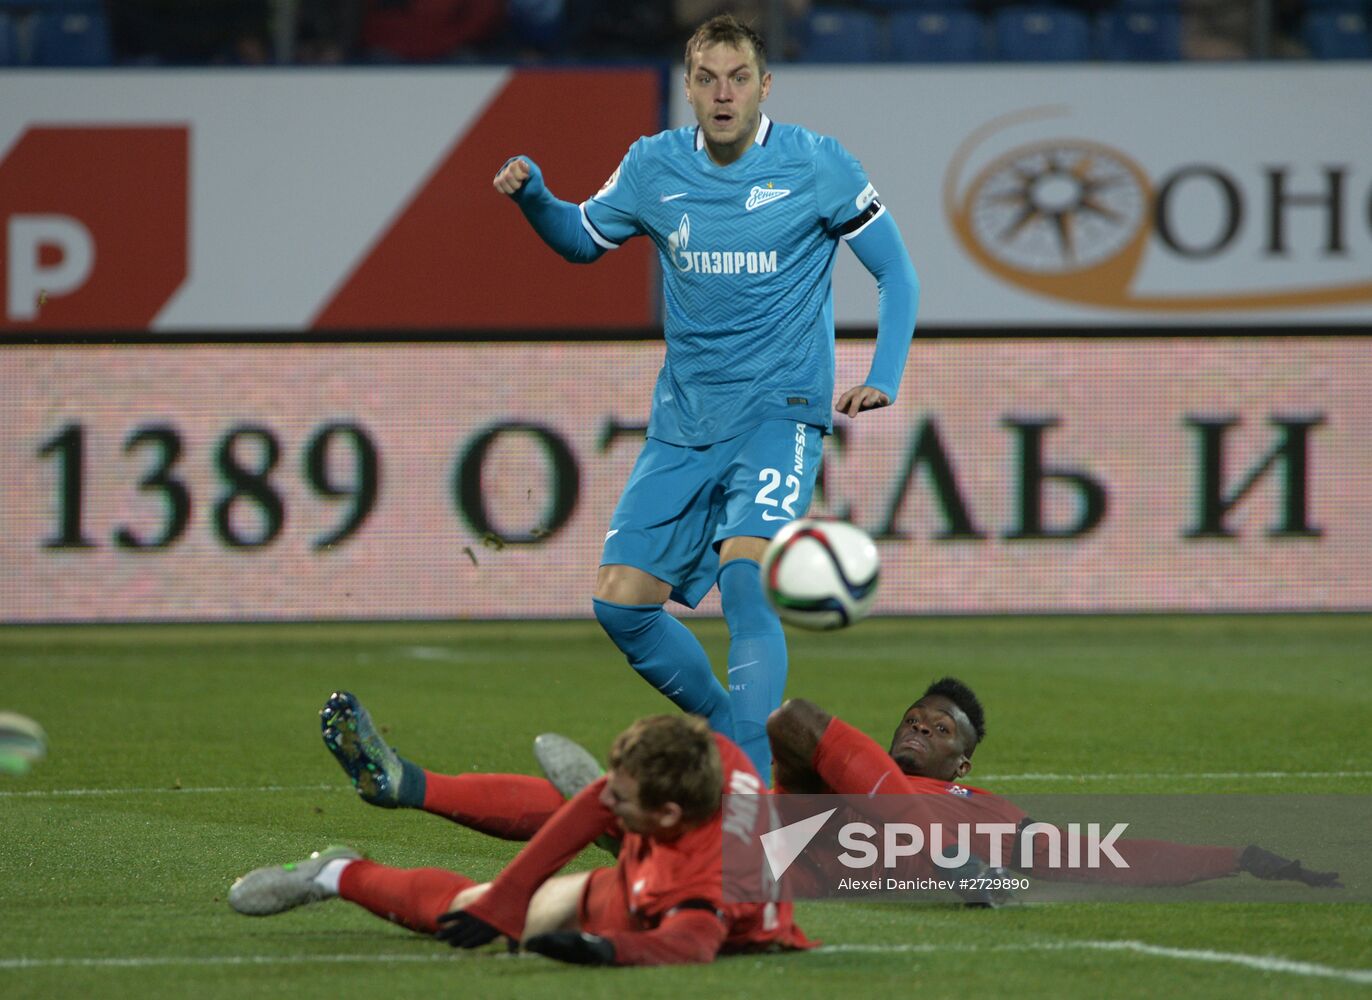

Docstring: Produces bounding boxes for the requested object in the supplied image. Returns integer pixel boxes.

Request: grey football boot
[228,845,361,916]
[533,733,619,856]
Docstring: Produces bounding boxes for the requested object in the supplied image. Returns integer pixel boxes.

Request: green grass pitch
[2,615,1370,999]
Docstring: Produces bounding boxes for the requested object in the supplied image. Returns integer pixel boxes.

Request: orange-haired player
[230,705,809,966]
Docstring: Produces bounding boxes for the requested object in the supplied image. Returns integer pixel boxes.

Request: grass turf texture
[1,615,1369,999]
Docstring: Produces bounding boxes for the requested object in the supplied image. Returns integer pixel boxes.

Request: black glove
[434,909,504,948]
[524,931,617,965]
[953,863,1016,909]
[1240,845,1342,888]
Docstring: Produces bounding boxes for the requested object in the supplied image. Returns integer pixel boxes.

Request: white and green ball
[0,712,47,777]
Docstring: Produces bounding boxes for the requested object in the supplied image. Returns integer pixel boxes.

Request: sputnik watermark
[839,876,955,892]
[722,793,1362,905]
[835,874,1031,893]
[756,806,1127,883]
[836,821,1128,871]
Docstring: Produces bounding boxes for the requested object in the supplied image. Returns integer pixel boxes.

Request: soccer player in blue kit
[493,15,919,783]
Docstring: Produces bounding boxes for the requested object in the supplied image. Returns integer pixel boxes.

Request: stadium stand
[993,4,1094,60]
[801,7,885,61]
[0,0,1345,65]
[0,11,16,65]
[32,4,111,65]
[505,0,565,50]
[0,1,113,66]
[1301,8,1372,56]
[1098,8,1184,59]
[1113,0,1182,10]
[889,9,988,61]
[864,0,976,8]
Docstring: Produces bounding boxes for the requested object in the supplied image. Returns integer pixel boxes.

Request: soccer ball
[0,712,47,777]
[760,518,880,630]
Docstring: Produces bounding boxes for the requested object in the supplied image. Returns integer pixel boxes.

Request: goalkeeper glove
[524,931,616,965]
[1239,845,1341,888]
[434,910,503,949]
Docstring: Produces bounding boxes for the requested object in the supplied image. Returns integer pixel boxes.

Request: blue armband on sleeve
[503,156,605,265]
[845,210,919,400]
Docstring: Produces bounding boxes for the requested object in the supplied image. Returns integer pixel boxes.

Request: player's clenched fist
[493,157,532,196]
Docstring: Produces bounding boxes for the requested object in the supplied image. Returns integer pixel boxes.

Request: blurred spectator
[566,1,809,62]
[110,0,272,64]
[673,0,809,60]
[293,0,364,63]
[506,0,567,53]
[360,0,505,62]
[90,0,1326,65]
[1182,0,1250,57]
[563,0,678,59]
[1181,0,1305,59]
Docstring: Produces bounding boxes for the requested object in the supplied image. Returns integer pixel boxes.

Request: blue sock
[592,598,734,737]
[718,559,788,784]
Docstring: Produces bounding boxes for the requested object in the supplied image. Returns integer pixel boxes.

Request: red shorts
[576,867,640,936]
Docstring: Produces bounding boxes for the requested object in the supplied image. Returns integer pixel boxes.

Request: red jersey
[612,734,809,954]
[813,717,1240,886]
[463,732,809,965]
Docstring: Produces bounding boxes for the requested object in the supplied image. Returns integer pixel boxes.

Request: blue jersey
[580,115,882,446]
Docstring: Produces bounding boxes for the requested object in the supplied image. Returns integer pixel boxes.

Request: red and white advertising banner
[2,338,1367,622]
[699,64,1372,326]
[3,66,1369,332]
[0,69,657,332]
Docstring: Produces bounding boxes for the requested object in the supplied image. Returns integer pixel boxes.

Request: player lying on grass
[229,705,810,966]
[765,680,1341,889]
[337,681,1335,888]
[229,683,1335,956]
[363,672,1333,891]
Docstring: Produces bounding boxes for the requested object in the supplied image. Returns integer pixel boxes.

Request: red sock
[814,717,910,796]
[338,859,475,934]
[422,772,565,840]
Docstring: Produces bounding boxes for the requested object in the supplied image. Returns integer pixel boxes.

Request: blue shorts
[603,419,825,608]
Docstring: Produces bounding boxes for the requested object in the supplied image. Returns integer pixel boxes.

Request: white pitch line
[820,941,1372,985]
[0,953,469,970]
[402,646,471,662]
[6,770,1370,800]
[3,941,1368,984]
[0,784,341,799]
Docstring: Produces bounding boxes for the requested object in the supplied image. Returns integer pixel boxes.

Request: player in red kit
[229,710,810,966]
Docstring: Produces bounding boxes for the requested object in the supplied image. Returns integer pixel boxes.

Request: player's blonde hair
[609,714,723,823]
[684,14,767,75]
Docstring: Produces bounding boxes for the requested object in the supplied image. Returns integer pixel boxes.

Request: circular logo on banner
[943,106,1372,313]
[964,140,1149,275]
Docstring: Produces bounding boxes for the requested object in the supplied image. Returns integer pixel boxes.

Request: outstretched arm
[835,210,920,418]
[493,156,606,264]
[436,777,618,945]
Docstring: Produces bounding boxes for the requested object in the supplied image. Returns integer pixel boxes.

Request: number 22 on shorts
[755,468,799,521]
